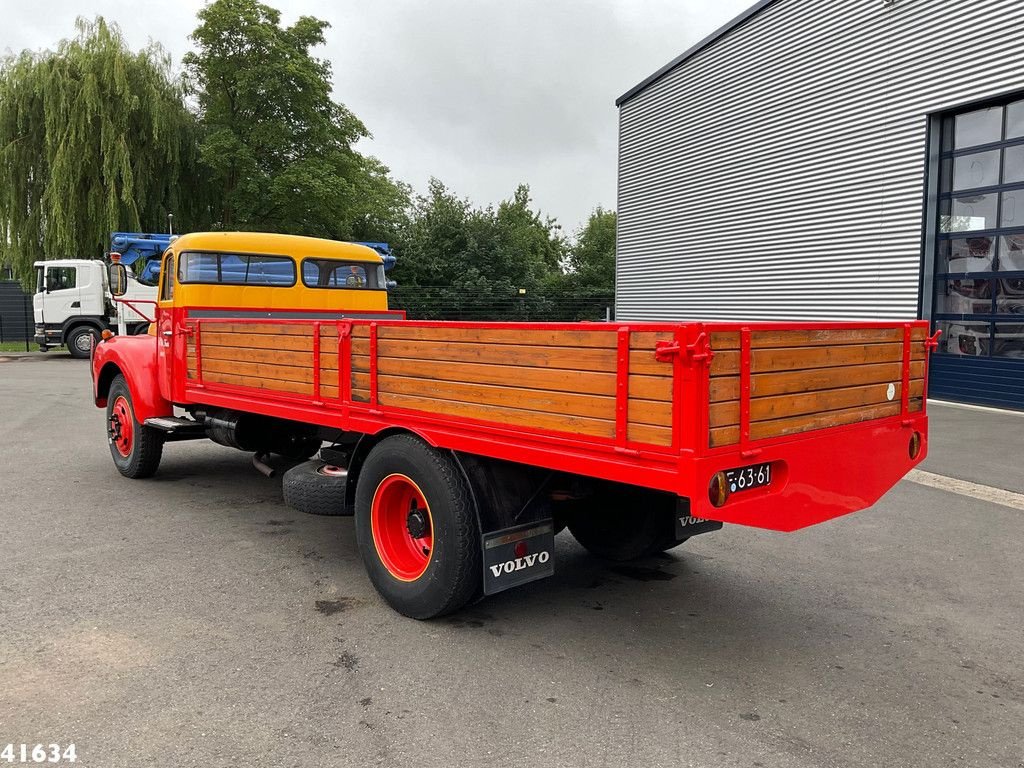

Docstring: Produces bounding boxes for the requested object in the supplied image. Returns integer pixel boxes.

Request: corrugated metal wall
[616,0,1024,321]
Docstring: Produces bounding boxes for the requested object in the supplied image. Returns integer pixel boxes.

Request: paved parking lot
[1,355,1022,768]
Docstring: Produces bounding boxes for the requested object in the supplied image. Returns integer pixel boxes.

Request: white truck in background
[33,232,168,358]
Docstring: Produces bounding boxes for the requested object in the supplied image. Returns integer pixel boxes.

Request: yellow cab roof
[169,232,383,263]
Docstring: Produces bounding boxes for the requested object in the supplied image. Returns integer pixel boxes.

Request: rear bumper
[689,412,928,532]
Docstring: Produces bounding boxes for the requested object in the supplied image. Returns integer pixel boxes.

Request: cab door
[41,264,82,327]
[156,252,176,401]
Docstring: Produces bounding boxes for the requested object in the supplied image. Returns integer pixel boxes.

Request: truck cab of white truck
[33,259,157,358]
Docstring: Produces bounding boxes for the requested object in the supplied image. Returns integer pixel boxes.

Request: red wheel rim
[109,395,134,458]
[370,474,433,581]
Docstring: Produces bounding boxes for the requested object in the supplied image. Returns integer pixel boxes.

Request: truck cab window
[160,254,174,301]
[46,267,76,291]
[177,251,296,286]
[301,259,384,289]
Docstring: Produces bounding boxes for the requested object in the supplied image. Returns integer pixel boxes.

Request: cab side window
[46,267,76,291]
[160,254,174,301]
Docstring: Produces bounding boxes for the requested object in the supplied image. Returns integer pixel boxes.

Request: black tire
[106,374,164,478]
[282,460,349,516]
[132,323,151,335]
[566,484,686,561]
[355,435,480,619]
[67,326,99,359]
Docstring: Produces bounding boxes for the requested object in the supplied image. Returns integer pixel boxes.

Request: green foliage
[389,180,609,321]
[0,18,205,285]
[184,0,408,238]
[563,207,616,289]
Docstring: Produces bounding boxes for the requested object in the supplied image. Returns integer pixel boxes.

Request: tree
[563,207,616,289]
[0,18,204,284]
[388,180,579,320]
[184,0,407,239]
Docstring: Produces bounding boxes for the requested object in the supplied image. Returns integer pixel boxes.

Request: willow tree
[0,18,205,284]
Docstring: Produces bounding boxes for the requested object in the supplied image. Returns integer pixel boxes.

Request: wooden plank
[373,325,617,349]
[709,380,926,428]
[628,398,673,427]
[199,322,319,337]
[751,327,926,348]
[630,332,674,350]
[374,391,615,439]
[198,357,316,384]
[350,355,617,396]
[200,332,314,352]
[629,374,673,402]
[354,338,620,373]
[710,401,903,447]
[710,361,926,402]
[628,350,674,376]
[351,357,672,403]
[627,423,673,447]
[709,327,927,352]
[710,332,740,351]
[199,370,312,396]
[197,345,315,367]
[711,342,922,377]
[375,374,617,421]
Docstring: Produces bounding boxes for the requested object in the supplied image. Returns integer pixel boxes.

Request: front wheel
[106,374,164,478]
[67,326,99,359]
[355,435,480,619]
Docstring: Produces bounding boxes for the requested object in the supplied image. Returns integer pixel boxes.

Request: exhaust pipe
[252,452,275,478]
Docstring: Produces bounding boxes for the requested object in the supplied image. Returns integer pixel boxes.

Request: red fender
[91,335,172,422]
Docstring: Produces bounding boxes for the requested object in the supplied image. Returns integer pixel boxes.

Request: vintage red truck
[91,231,938,618]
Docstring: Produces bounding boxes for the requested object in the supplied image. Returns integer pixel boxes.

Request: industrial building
[616,0,1024,408]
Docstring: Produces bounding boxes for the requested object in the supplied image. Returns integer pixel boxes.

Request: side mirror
[108,263,128,296]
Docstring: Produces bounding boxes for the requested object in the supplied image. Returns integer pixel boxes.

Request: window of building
[177,251,296,287]
[301,258,385,290]
[933,96,1024,360]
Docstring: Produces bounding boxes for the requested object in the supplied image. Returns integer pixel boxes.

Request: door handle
[162,331,173,337]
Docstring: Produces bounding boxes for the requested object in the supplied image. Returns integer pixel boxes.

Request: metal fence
[0,281,33,351]
[388,287,615,322]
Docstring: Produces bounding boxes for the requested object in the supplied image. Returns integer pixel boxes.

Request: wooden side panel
[626,331,674,446]
[349,325,679,447]
[189,321,324,396]
[185,320,681,448]
[710,327,928,448]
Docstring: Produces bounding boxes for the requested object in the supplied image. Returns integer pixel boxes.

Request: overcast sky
[2,0,753,233]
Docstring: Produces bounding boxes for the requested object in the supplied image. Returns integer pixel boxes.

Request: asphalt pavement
[1,354,1021,768]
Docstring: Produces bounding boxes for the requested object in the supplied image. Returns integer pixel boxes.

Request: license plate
[725,462,773,493]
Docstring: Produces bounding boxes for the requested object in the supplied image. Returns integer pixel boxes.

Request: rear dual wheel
[355,435,481,619]
[566,485,686,561]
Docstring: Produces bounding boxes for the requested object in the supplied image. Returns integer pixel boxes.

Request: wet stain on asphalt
[266,519,294,526]
[315,598,355,616]
[359,697,372,707]
[740,713,761,721]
